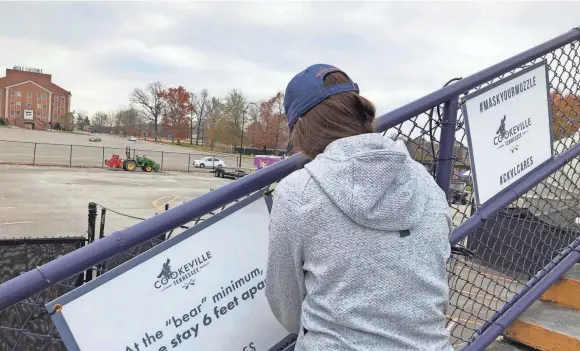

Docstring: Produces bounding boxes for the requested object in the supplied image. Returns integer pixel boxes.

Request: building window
[61,96,65,101]
[15,91,21,97]
[42,93,47,99]
[54,96,58,102]
[26,103,32,109]
[37,93,41,99]
[16,110,21,116]
[27,92,32,98]
[10,102,15,106]
[16,102,21,107]
[37,104,42,109]
[10,110,15,116]
[11,90,16,96]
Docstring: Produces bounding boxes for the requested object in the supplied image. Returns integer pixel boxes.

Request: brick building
[0,66,71,130]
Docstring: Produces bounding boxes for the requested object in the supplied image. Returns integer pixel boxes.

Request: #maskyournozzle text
[125,267,266,351]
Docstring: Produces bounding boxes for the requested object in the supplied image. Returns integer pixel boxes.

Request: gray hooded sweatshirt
[266,133,453,351]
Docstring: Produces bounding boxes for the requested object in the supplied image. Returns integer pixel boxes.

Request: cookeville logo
[154,251,212,292]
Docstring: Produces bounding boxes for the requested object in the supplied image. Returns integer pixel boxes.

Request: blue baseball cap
[284,64,359,129]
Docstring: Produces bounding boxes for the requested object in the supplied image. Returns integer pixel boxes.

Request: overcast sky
[1,1,579,117]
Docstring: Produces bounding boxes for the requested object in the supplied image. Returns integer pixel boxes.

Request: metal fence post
[85,202,98,283]
[434,97,459,197]
[32,143,36,165]
[161,151,164,170]
[99,207,106,240]
[69,144,73,167]
[188,154,191,172]
[102,147,105,168]
[96,207,107,277]
[164,204,172,241]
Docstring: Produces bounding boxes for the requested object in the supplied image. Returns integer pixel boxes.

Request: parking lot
[0,164,233,239]
[0,128,254,170]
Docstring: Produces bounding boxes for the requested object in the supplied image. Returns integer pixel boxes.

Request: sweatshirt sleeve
[265,181,306,335]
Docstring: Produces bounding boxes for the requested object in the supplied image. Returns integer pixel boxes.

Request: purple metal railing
[1,26,580,351]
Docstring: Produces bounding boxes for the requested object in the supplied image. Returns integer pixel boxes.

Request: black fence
[0,140,255,173]
[0,238,86,351]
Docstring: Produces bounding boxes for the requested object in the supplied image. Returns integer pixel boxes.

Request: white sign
[47,194,290,351]
[462,61,554,207]
[24,109,33,120]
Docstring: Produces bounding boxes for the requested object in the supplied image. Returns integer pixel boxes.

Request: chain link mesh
[0,239,85,351]
[0,141,256,173]
[384,39,580,347]
[0,39,579,350]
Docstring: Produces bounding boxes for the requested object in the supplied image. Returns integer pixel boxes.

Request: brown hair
[290,71,376,159]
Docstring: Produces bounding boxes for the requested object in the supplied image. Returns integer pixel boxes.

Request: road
[0,164,234,238]
[0,128,255,171]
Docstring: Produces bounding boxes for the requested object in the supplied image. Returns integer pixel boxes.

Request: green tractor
[122,146,161,172]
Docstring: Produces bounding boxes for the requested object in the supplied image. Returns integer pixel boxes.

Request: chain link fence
[0,238,86,351]
[0,140,255,173]
[0,33,579,350]
[384,39,580,347]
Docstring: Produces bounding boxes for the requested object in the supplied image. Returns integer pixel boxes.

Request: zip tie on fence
[35,266,52,285]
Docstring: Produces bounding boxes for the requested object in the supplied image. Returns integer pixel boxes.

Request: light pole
[238,102,258,168]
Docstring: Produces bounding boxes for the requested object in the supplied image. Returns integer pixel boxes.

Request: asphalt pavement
[0,164,232,238]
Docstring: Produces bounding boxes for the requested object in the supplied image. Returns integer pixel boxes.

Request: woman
[265,64,453,351]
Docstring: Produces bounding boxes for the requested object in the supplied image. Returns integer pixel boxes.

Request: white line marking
[0,221,33,226]
[0,207,15,209]
[446,319,457,331]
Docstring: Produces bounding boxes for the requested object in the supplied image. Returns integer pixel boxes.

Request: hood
[304,133,429,232]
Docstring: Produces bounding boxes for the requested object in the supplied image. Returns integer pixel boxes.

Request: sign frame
[461,60,555,208]
[23,109,34,120]
[46,189,295,351]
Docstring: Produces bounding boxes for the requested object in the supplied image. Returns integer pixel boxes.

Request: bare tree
[204,97,223,149]
[113,109,123,134]
[121,108,140,133]
[91,112,109,131]
[130,81,165,141]
[272,92,286,150]
[223,89,247,146]
[106,109,116,128]
[190,88,209,145]
[76,110,89,130]
[247,103,260,148]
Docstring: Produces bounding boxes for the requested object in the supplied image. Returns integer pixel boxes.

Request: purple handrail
[0,30,579,351]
